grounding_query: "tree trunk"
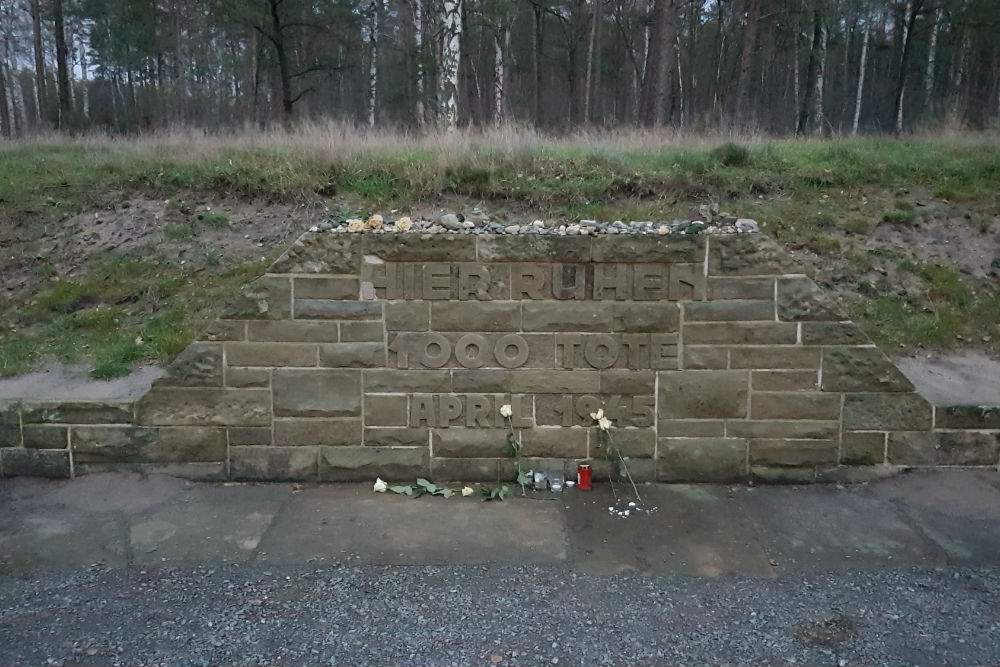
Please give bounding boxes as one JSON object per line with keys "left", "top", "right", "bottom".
{"left": 893, "top": 0, "right": 913, "bottom": 136}
{"left": 583, "top": 0, "right": 598, "bottom": 125}
{"left": 367, "top": 0, "right": 380, "bottom": 128}
{"left": 267, "top": 0, "right": 294, "bottom": 125}
{"left": 53, "top": 0, "right": 71, "bottom": 127}
{"left": 439, "top": 0, "right": 462, "bottom": 131}
{"left": 814, "top": 11, "right": 827, "bottom": 135}
{"left": 924, "top": 6, "right": 941, "bottom": 113}
{"left": 414, "top": 0, "right": 425, "bottom": 128}
{"left": 30, "top": 0, "right": 46, "bottom": 124}
{"left": 533, "top": 4, "right": 543, "bottom": 126}
{"left": 0, "top": 59, "right": 11, "bottom": 138}
{"left": 797, "top": 9, "right": 825, "bottom": 136}
{"left": 493, "top": 27, "right": 508, "bottom": 128}
{"left": 639, "top": 0, "right": 675, "bottom": 126}
{"left": 734, "top": 0, "right": 760, "bottom": 128}
{"left": 852, "top": 20, "right": 869, "bottom": 135}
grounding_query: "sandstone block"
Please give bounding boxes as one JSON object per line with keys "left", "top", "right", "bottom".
{"left": 750, "top": 392, "right": 840, "bottom": 420}
{"left": 750, "top": 466, "right": 817, "bottom": 484}
{"left": 683, "top": 346, "right": 728, "bottom": 369}
{"left": 363, "top": 369, "right": 452, "bottom": 393}
{"left": 156, "top": 343, "right": 223, "bottom": 387}
{"left": 274, "top": 418, "right": 362, "bottom": 447}
{"left": 247, "top": 321, "right": 339, "bottom": 343}
{"left": 935, "top": 431, "right": 1000, "bottom": 466}
{"left": 708, "top": 235, "right": 795, "bottom": 276}
{"left": 269, "top": 233, "right": 360, "bottom": 274}
{"left": 612, "top": 303, "right": 680, "bottom": 333}
{"left": 21, "top": 401, "right": 133, "bottom": 425}
{"left": 340, "top": 321, "right": 384, "bottom": 342}
{"left": 934, "top": 405, "right": 1000, "bottom": 430}
{"left": 137, "top": 388, "right": 271, "bottom": 426}
{"left": 431, "top": 302, "right": 520, "bottom": 331}
{"left": 477, "top": 235, "right": 591, "bottom": 262}
{"left": 669, "top": 263, "right": 707, "bottom": 301}
{"left": 225, "top": 367, "right": 270, "bottom": 389}
{"left": 430, "top": 457, "right": 516, "bottom": 482}
{"left": 600, "top": 370, "right": 654, "bottom": 394}
{"left": 364, "top": 427, "right": 429, "bottom": 447}
{"left": 596, "top": 427, "right": 654, "bottom": 458}
{"left": 384, "top": 302, "right": 430, "bottom": 331}
{"left": 751, "top": 370, "right": 819, "bottom": 391}
{"left": 821, "top": 347, "right": 914, "bottom": 392}
{"left": 519, "top": 427, "right": 588, "bottom": 458}
{"left": 273, "top": 369, "right": 361, "bottom": 417}
{"left": 522, "top": 302, "right": 613, "bottom": 332}
{"left": 587, "top": 458, "right": 656, "bottom": 483}
{"left": 726, "top": 420, "right": 838, "bottom": 440}
{"left": 452, "top": 369, "right": 510, "bottom": 392}
{"left": 777, "top": 277, "right": 841, "bottom": 321}
{"left": 800, "top": 322, "right": 866, "bottom": 345}
{"left": 71, "top": 426, "right": 226, "bottom": 463}
{"left": 22, "top": 425, "right": 68, "bottom": 449}
{"left": 749, "top": 439, "right": 838, "bottom": 466}
{"left": 228, "top": 427, "right": 272, "bottom": 446}
{"left": 708, "top": 277, "right": 775, "bottom": 301}
{"left": 841, "top": 432, "right": 886, "bottom": 465}
{"left": 657, "top": 420, "right": 726, "bottom": 437}
{"left": 294, "top": 277, "right": 359, "bottom": 300}
{"left": 1, "top": 448, "right": 70, "bottom": 478}
{"left": 509, "top": 370, "right": 598, "bottom": 394}
{"left": 319, "top": 445, "right": 429, "bottom": 482}
{"left": 683, "top": 322, "right": 797, "bottom": 345}
{"left": 843, "top": 393, "right": 932, "bottom": 430}
{"left": 657, "top": 438, "right": 747, "bottom": 482}
{"left": 295, "top": 300, "right": 382, "bottom": 320}
{"left": 731, "top": 346, "right": 820, "bottom": 370}
{"left": 364, "top": 394, "right": 409, "bottom": 427}
{"left": 657, "top": 370, "right": 749, "bottom": 419}
{"left": 364, "top": 234, "right": 477, "bottom": 261}
{"left": 319, "top": 343, "right": 385, "bottom": 368}
{"left": 202, "top": 320, "right": 245, "bottom": 342}
{"left": 226, "top": 342, "right": 317, "bottom": 367}
{"left": 684, "top": 300, "right": 775, "bottom": 322}
{"left": 591, "top": 235, "right": 703, "bottom": 263}
{"left": 221, "top": 276, "right": 291, "bottom": 320}
{"left": 432, "top": 428, "right": 512, "bottom": 458}
{"left": 887, "top": 431, "right": 938, "bottom": 465}
{"left": 229, "top": 446, "right": 318, "bottom": 481}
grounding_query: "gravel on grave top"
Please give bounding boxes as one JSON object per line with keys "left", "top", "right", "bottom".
{"left": 308, "top": 212, "right": 760, "bottom": 236}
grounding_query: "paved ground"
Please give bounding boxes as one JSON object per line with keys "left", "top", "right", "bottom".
{"left": 2, "top": 470, "right": 1000, "bottom": 665}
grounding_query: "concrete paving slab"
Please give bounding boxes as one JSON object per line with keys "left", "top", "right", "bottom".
{"left": 255, "top": 485, "right": 568, "bottom": 565}
{"left": 129, "top": 484, "right": 290, "bottom": 565}
{"left": 736, "top": 484, "right": 949, "bottom": 571}
{"left": 2, "top": 472, "right": 187, "bottom": 514}
{"left": 0, "top": 511, "right": 127, "bottom": 571}
{"left": 564, "top": 484, "right": 775, "bottom": 577}
{"left": 867, "top": 470, "right": 1000, "bottom": 563}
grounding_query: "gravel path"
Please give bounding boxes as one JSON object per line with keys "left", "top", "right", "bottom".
{"left": 2, "top": 563, "right": 998, "bottom": 667}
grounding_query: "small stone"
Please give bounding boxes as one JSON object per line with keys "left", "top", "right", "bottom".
{"left": 566, "top": 224, "right": 581, "bottom": 235}
{"left": 656, "top": 225, "right": 669, "bottom": 235}
{"left": 438, "top": 213, "right": 462, "bottom": 230}
{"left": 462, "top": 221, "right": 475, "bottom": 229}
{"left": 309, "top": 225, "right": 319, "bottom": 232}
{"left": 736, "top": 218, "right": 759, "bottom": 233}
{"left": 504, "top": 225, "right": 520, "bottom": 234}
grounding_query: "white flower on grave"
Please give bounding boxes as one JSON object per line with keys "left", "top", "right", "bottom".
{"left": 394, "top": 216, "right": 412, "bottom": 231}
{"left": 373, "top": 477, "right": 388, "bottom": 493}
{"left": 598, "top": 417, "right": 613, "bottom": 431}
{"left": 366, "top": 214, "right": 383, "bottom": 229}
{"left": 589, "top": 408, "right": 605, "bottom": 421}
{"left": 346, "top": 218, "right": 365, "bottom": 232}
{"left": 462, "top": 486, "right": 474, "bottom": 497}
{"left": 499, "top": 404, "right": 513, "bottom": 418}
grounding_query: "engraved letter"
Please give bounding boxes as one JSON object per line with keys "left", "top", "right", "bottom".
{"left": 621, "top": 334, "right": 650, "bottom": 369}
{"left": 594, "top": 264, "right": 631, "bottom": 300}
{"left": 459, "top": 265, "right": 492, "bottom": 300}
{"left": 467, "top": 394, "right": 491, "bottom": 427}
{"left": 633, "top": 264, "right": 668, "bottom": 300}
{"left": 422, "top": 263, "right": 452, "bottom": 299}
{"left": 494, "top": 334, "right": 529, "bottom": 369}
{"left": 584, "top": 334, "right": 620, "bottom": 369}
{"left": 417, "top": 332, "right": 452, "bottom": 368}
{"left": 410, "top": 395, "right": 437, "bottom": 427}
{"left": 552, "top": 264, "right": 586, "bottom": 300}
{"left": 512, "top": 264, "right": 547, "bottom": 299}
{"left": 555, "top": 333, "right": 584, "bottom": 369}
{"left": 650, "top": 333, "right": 679, "bottom": 369}
{"left": 455, "top": 333, "right": 489, "bottom": 369}
{"left": 440, "top": 395, "right": 463, "bottom": 427}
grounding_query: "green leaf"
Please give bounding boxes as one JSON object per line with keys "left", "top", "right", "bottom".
{"left": 416, "top": 478, "right": 438, "bottom": 493}
{"left": 389, "top": 485, "right": 412, "bottom": 495}
{"left": 439, "top": 488, "right": 454, "bottom": 498}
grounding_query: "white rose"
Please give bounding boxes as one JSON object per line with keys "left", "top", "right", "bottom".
{"left": 461, "top": 486, "right": 474, "bottom": 497}
{"left": 499, "top": 404, "right": 513, "bottom": 418}
{"left": 395, "top": 216, "right": 412, "bottom": 231}
{"left": 366, "top": 214, "right": 383, "bottom": 229}
{"left": 373, "top": 477, "right": 388, "bottom": 493}
{"left": 589, "top": 408, "right": 604, "bottom": 421}
{"left": 598, "top": 416, "right": 612, "bottom": 431}
{"left": 346, "top": 218, "right": 365, "bottom": 232}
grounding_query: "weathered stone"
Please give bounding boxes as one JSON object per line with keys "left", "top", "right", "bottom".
{"left": 816, "top": 464, "right": 903, "bottom": 484}
{"left": 657, "top": 438, "right": 747, "bottom": 482}
{"left": 363, "top": 234, "right": 477, "bottom": 262}
{"left": 247, "top": 321, "right": 339, "bottom": 343}
{"left": 726, "top": 420, "right": 838, "bottom": 440}
{"left": 319, "top": 446, "right": 429, "bottom": 482}
{"left": 22, "top": 425, "right": 68, "bottom": 449}
{"left": 0, "top": 421, "right": 20, "bottom": 448}
{"left": 21, "top": 401, "right": 133, "bottom": 425}
{"left": 612, "top": 303, "right": 680, "bottom": 333}
{"left": 600, "top": 370, "right": 654, "bottom": 394}
{"left": 657, "top": 420, "right": 726, "bottom": 437}
{"left": 319, "top": 343, "right": 385, "bottom": 368}
{"left": 596, "top": 427, "right": 654, "bottom": 458}
{"left": 750, "top": 466, "right": 817, "bottom": 484}
{"left": 841, "top": 432, "right": 886, "bottom": 465}
{"left": 269, "top": 233, "right": 360, "bottom": 274}
{"left": 520, "top": 427, "right": 588, "bottom": 458}
{"left": 432, "top": 428, "right": 512, "bottom": 458}
{"left": 683, "top": 322, "right": 797, "bottom": 345}
{"left": 363, "top": 369, "right": 452, "bottom": 393}
{"left": 800, "top": 322, "right": 867, "bottom": 345}
{"left": 272, "top": 369, "right": 361, "bottom": 417}
{"left": 431, "top": 302, "right": 520, "bottom": 331}
{"left": 749, "top": 439, "right": 838, "bottom": 466}
{"left": 657, "top": 370, "right": 749, "bottom": 419}
{"left": 777, "top": 277, "right": 841, "bottom": 321}
{"left": 509, "top": 370, "right": 599, "bottom": 394}
{"left": 592, "top": 235, "right": 704, "bottom": 263}
{"left": 229, "top": 446, "right": 318, "bottom": 481}
{"left": 887, "top": 431, "right": 938, "bottom": 465}
{"left": 821, "top": 347, "right": 914, "bottom": 392}
{"left": 1, "top": 448, "right": 70, "bottom": 478}
{"left": 75, "top": 461, "right": 227, "bottom": 481}
{"left": 225, "top": 367, "right": 270, "bottom": 388}
{"left": 364, "top": 394, "right": 408, "bottom": 426}
{"left": 294, "top": 277, "right": 359, "bottom": 300}
{"left": 430, "top": 457, "right": 517, "bottom": 482}
{"left": 452, "top": 370, "right": 510, "bottom": 392}
{"left": 708, "top": 234, "right": 796, "bottom": 276}
{"left": 750, "top": 392, "right": 840, "bottom": 420}
{"left": 340, "top": 321, "right": 384, "bottom": 342}
{"left": 228, "top": 427, "right": 272, "bottom": 446}
{"left": 477, "top": 235, "right": 591, "bottom": 262}
{"left": 364, "top": 427, "right": 429, "bottom": 447}
{"left": 221, "top": 276, "right": 291, "bottom": 320}
{"left": 295, "top": 300, "right": 382, "bottom": 320}
{"left": 202, "top": 320, "right": 245, "bottom": 342}
{"left": 842, "top": 393, "right": 932, "bottom": 430}
{"left": 683, "top": 346, "right": 728, "bottom": 369}
{"left": 935, "top": 431, "right": 1000, "bottom": 466}
{"left": 935, "top": 405, "right": 1000, "bottom": 430}
{"left": 137, "top": 388, "right": 271, "bottom": 426}
{"left": 522, "top": 302, "right": 613, "bottom": 332}
{"left": 731, "top": 347, "right": 820, "bottom": 370}
{"left": 684, "top": 300, "right": 775, "bottom": 322}
{"left": 71, "top": 426, "right": 226, "bottom": 463}
{"left": 226, "top": 342, "right": 318, "bottom": 367}
{"left": 752, "top": 370, "right": 819, "bottom": 391}
{"left": 273, "top": 418, "right": 362, "bottom": 446}
{"left": 708, "top": 277, "right": 775, "bottom": 300}
{"left": 669, "top": 264, "right": 707, "bottom": 301}
{"left": 156, "top": 343, "right": 223, "bottom": 387}
{"left": 384, "top": 302, "right": 430, "bottom": 331}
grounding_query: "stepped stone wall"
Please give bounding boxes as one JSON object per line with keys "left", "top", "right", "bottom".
{"left": 2, "top": 231, "right": 998, "bottom": 482}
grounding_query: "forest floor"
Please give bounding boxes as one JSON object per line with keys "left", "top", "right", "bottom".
{"left": 1, "top": 128, "right": 999, "bottom": 378}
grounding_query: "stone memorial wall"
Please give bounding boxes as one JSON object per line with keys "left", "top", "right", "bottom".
{"left": 2, "top": 230, "right": 998, "bottom": 482}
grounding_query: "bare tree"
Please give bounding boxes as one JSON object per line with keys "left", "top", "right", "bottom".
{"left": 893, "top": 0, "right": 915, "bottom": 135}
{"left": 30, "top": 0, "right": 45, "bottom": 122}
{"left": 439, "top": 0, "right": 463, "bottom": 130}
{"left": 53, "top": 0, "right": 71, "bottom": 126}
{"left": 638, "top": 0, "right": 675, "bottom": 126}
{"left": 852, "top": 10, "right": 869, "bottom": 135}
{"left": 797, "top": 6, "right": 827, "bottom": 136}
{"left": 735, "top": 0, "right": 760, "bottom": 128}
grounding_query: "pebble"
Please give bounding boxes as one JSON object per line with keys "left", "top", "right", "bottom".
{"left": 439, "top": 213, "right": 463, "bottom": 230}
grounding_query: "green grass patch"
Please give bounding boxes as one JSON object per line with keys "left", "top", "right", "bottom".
{"left": 0, "top": 338, "right": 41, "bottom": 377}
{"left": 197, "top": 211, "right": 229, "bottom": 227}
{"left": 163, "top": 222, "right": 196, "bottom": 239}
{"left": 882, "top": 210, "right": 918, "bottom": 224}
